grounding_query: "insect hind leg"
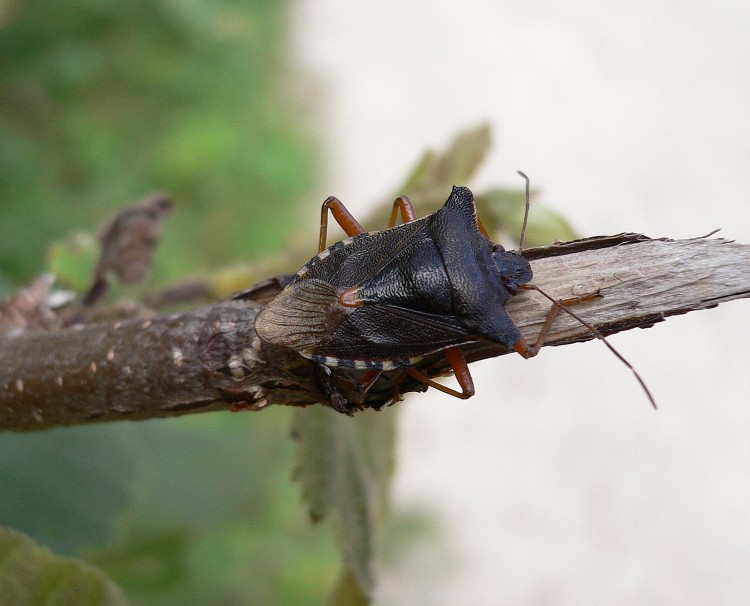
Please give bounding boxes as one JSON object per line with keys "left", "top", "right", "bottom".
{"left": 319, "top": 197, "right": 367, "bottom": 252}
{"left": 388, "top": 195, "right": 417, "bottom": 226}
{"left": 318, "top": 196, "right": 417, "bottom": 253}
{"left": 396, "top": 347, "right": 475, "bottom": 401}
{"left": 320, "top": 194, "right": 420, "bottom": 252}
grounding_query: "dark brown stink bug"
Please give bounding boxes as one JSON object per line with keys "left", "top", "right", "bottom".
{"left": 255, "top": 176, "right": 655, "bottom": 413}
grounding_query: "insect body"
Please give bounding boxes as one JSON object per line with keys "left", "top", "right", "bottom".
{"left": 257, "top": 185, "right": 541, "bottom": 410}
{"left": 255, "top": 182, "right": 655, "bottom": 413}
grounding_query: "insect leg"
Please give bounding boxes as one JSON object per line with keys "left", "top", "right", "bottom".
{"left": 320, "top": 194, "right": 418, "bottom": 252}
{"left": 513, "top": 287, "right": 657, "bottom": 409}
{"left": 313, "top": 362, "right": 352, "bottom": 414}
{"left": 476, "top": 218, "right": 492, "bottom": 239}
{"left": 319, "top": 196, "right": 366, "bottom": 252}
{"left": 388, "top": 195, "right": 417, "bottom": 226}
{"left": 389, "top": 193, "right": 491, "bottom": 238}
{"left": 314, "top": 363, "right": 385, "bottom": 413}
{"left": 511, "top": 292, "right": 600, "bottom": 358}
{"left": 400, "top": 346, "right": 475, "bottom": 400}
{"left": 356, "top": 368, "right": 383, "bottom": 393}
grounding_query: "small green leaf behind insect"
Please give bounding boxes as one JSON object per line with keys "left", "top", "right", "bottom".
{"left": 46, "top": 232, "right": 98, "bottom": 294}
{"left": 292, "top": 406, "right": 395, "bottom": 603}
{"left": 477, "top": 187, "right": 578, "bottom": 247}
{"left": 0, "top": 527, "right": 128, "bottom": 606}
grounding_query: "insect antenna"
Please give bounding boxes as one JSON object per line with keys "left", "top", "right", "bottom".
{"left": 521, "top": 283, "right": 658, "bottom": 410}
{"left": 514, "top": 170, "right": 656, "bottom": 409}
{"left": 516, "top": 170, "right": 532, "bottom": 252}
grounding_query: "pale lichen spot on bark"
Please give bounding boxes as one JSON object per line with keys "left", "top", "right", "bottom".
{"left": 141, "top": 320, "right": 152, "bottom": 329}
{"left": 56, "top": 375, "right": 63, "bottom": 387}
{"left": 15, "top": 378, "right": 23, "bottom": 392}
{"left": 172, "top": 347, "right": 184, "bottom": 367}
{"left": 228, "top": 355, "right": 246, "bottom": 380}
{"left": 107, "top": 348, "right": 115, "bottom": 361}
{"left": 242, "top": 345, "right": 263, "bottom": 366}
{"left": 90, "top": 361, "right": 97, "bottom": 373}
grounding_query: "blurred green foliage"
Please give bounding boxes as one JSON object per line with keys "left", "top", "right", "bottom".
{"left": 0, "top": 527, "right": 128, "bottom": 606}
{"left": 0, "top": 415, "right": 339, "bottom": 606}
{"left": 0, "top": 1, "right": 331, "bottom": 604}
{"left": 0, "top": 0, "right": 316, "bottom": 286}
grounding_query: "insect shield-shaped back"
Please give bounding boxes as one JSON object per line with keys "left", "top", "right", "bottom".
{"left": 254, "top": 186, "right": 533, "bottom": 407}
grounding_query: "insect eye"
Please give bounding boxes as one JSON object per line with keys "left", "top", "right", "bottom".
{"left": 492, "top": 244, "right": 506, "bottom": 253}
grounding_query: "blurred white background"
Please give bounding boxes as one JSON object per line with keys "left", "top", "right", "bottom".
{"left": 294, "top": 1, "right": 750, "bottom": 604}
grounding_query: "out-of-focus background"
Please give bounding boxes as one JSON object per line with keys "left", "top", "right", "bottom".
{"left": 294, "top": 2, "right": 750, "bottom": 604}
{"left": 1, "top": 0, "right": 749, "bottom": 604}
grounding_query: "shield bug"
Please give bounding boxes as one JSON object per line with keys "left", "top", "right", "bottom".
{"left": 255, "top": 174, "right": 655, "bottom": 413}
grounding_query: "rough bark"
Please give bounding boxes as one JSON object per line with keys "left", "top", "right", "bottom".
{"left": 1, "top": 234, "right": 749, "bottom": 431}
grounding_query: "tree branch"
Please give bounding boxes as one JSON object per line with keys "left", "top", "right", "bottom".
{"left": 2, "top": 234, "right": 748, "bottom": 431}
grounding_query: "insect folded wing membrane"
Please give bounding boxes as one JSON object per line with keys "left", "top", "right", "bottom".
{"left": 255, "top": 278, "right": 346, "bottom": 350}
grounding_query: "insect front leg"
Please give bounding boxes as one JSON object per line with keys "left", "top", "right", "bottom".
{"left": 512, "top": 292, "right": 601, "bottom": 358}
{"left": 513, "top": 286, "right": 657, "bottom": 408}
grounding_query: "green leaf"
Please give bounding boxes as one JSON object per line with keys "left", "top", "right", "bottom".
{"left": 477, "top": 187, "right": 578, "bottom": 247}
{"left": 0, "top": 526, "right": 128, "bottom": 606}
{"left": 45, "top": 231, "right": 97, "bottom": 293}
{"left": 82, "top": 412, "right": 338, "bottom": 606}
{"left": 327, "top": 567, "right": 370, "bottom": 606}
{"left": 292, "top": 406, "right": 396, "bottom": 602}
{"left": 367, "top": 123, "right": 493, "bottom": 230}
{"left": 369, "top": 125, "right": 578, "bottom": 251}
{"left": 401, "top": 123, "right": 491, "bottom": 196}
